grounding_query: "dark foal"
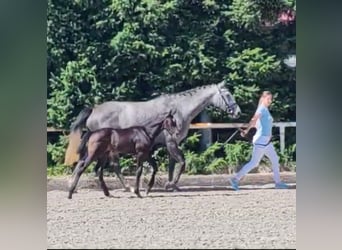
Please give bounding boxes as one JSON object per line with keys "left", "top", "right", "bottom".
{"left": 68, "top": 112, "right": 178, "bottom": 199}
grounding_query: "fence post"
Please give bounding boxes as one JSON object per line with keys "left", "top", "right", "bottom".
{"left": 199, "top": 111, "right": 212, "bottom": 151}
{"left": 279, "top": 125, "right": 286, "bottom": 154}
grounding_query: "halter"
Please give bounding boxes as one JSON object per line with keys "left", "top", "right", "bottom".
{"left": 218, "top": 88, "right": 238, "bottom": 115}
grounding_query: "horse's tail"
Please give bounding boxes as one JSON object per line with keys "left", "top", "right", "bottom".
{"left": 64, "top": 107, "right": 93, "bottom": 166}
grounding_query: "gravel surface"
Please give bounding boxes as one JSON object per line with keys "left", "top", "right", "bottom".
{"left": 47, "top": 187, "right": 296, "bottom": 249}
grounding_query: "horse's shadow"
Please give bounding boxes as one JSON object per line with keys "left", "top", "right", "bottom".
{"left": 106, "top": 184, "right": 296, "bottom": 199}
{"left": 105, "top": 186, "right": 239, "bottom": 199}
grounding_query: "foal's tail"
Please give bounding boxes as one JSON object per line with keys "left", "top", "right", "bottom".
{"left": 64, "top": 107, "right": 93, "bottom": 166}
{"left": 77, "top": 130, "right": 91, "bottom": 158}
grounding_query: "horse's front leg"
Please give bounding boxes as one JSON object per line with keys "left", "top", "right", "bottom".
{"left": 167, "top": 156, "right": 177, "bottom": 188}
{"left": 165, "top": 140, "right": 184, "bottom": 192}
{"left": 134, "top": 153, "right": 145, "bottom": 198}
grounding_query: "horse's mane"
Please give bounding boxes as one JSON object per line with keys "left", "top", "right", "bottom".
{"left": 153, "top": 84, "right": 217, "bottom": 100}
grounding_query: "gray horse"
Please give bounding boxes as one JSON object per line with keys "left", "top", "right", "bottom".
{"left": 64, "top": 81, "right": 241, "bottom": 190}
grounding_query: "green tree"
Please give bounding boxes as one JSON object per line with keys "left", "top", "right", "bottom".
{"left": 47, "top": 0, "right": 296, "bottom": 166}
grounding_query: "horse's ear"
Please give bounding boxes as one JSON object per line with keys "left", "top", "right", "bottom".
{"left": 217, "top": 81, "right": 225, "bottom": 88}
{"left": 169, "top": 108, "right": 177, "bottom": 116}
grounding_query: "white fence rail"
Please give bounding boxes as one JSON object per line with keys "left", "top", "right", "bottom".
{"left": 190, "top": 122, "right": 296, "bottom": 153}
{"left": 47, "top": 122, "right": 296, "bottom": 153}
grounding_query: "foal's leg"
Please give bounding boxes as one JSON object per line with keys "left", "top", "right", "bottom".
{"left": 93, "top": 159, "right": 110, "bottom": 177}
{"left": 165, "top": 140, "right": 185, "bottom": 191}
{"left": 97, "top": 157, "right": 110, "bottom": 197}
{"left": 68, "top": 160, "right": 84, "bottom": 196}
{"left": 68, "top": 156, "right": 93, "bottom": 199}
{"left": 93, "top": 161, "right": 101, "bottom": 177}
{"left": 112, "top": 156, "right": 130, "bottom": 192}
{"left": 146, "top": 157, "right": 158, "bottom": 195}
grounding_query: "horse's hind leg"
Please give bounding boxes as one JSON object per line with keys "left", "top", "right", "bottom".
{"left": 97, "top": 158, "right": 110, "bottom": 197}
{"left": 146, "top": 157, "right": 158, "bottom": 195}
{"left": 112, "top": 156, "right": 130, "bottom": 192}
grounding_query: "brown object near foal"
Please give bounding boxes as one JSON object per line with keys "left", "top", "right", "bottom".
{"left": 68, "top": 111, "right": 178, "bottom": 199}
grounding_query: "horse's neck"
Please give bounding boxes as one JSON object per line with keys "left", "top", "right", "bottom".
{"left": 170, "top": 87, "right": 216, "bottom": 121}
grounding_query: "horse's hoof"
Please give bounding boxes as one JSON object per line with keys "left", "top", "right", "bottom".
{"left": 172, "top": 185, "right": 181, "bottom": 192}
{"left": 165, "top": 182, "right": 180, "bottom": 191}
{"left": 105, "top": 193, "right": 114, "bottom": 198}
{"left": 134, "top": 191, "right": 143, "bottom": 198}
{"left": 129, "top": 187, "right": 135, "bottom": 193}
{"left": 164, "top": 182, "right": 172, "bottom": 190}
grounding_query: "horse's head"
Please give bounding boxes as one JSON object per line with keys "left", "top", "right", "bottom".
{"left": 210, "top": 81, "right": 241, "bottom": 119}
{"left": 162, "top": 109, "right": 180, "bottom": 137}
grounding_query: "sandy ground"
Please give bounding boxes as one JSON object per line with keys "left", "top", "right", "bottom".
{"left": 47, "top": 186, "right": 296, "bottom": 249}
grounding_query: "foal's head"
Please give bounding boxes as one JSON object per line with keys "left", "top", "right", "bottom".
{"left": 161, "top": 112, "right": 179, "bottom": 137}
{"left": 146, "top": 109, "right": 180, "bottom": 139}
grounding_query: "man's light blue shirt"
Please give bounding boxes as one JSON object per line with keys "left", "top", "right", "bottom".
{"left": 253, "top": 104, "right": 273, "bottom": 144}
